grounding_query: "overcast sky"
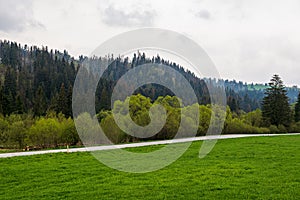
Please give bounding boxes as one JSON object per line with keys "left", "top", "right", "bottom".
{"left": 0, "top": 0, "right": 300, "bottom": 85}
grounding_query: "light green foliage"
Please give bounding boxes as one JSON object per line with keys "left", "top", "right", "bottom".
{"left": 100, "top": 94, "right": 299, "bottom": 143}
{"left": 198, "top": 105, "right": 211, "bottom": 135}
{"left": 60, "top": 117, "right": 78, "bottom": 146}
{"left": 0, "top": 117, "right": 9, "bottom": 146}
{"left": 224, "top": 108, "right": 269, "bottom": 134}
{"left": 28, "top": 117, "right": 62, "bottom": 148}
{"left": 101, "top": 114, "right": 127, "bottom": 143}
{"left": 0, "top": 115, "right": 34, "bottom": 148}
{"left": 0, "top": 113, "right": 79, "bottom": 149}
{"left": 8, "top": 121, "right": 27, "bottom": 149}
{"left": 225, "top": 118, "right": 269, "bottom": 134}
{"left": 243, "top": 109, "right": 263, "bottom": 127}
{"left": 128, "top": 94, "right": 152, "bottom": 126}
{"left": 181, "top": 104, "right": 198, "bottom": 137}
{"left": 75, "top": 112, "right": 103, "bottom": 145}
{"left": 0, "top": 94, "right": 299, "bottom": 150}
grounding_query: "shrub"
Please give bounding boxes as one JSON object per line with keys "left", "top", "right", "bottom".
{"left": 28, "top": 118, "right": 62, "bottom": 148}
{"left": 60, "top": 118, "right": 79, "bottom": 146}
{"left": 7, "top": 121, "right": 27, "bottom": 149}
{"left": 0, "top": 117, "right": 9, "bottom": 148}
{"left": 288, "top": 121, "right": 300, "bottom": 133}
{"left": 269, "top": 125, "right": 280, "bottom": 134}
{"left": 278, "top": 124, "right": 287, "bottom": 133}
{"left": 100, "top": 114, "right": 127, "bottom": 144}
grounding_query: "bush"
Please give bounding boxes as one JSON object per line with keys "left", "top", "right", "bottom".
{"left": 243, "top": 109, "right": 263, "bottom": 127}
{"left": 60, "top": 118, "right": 79, "bottom": 146}
{"left": 224, "top": 118, "right": 270, "bottom": 134}
{"left": 288, "top": 121, "right": 300, "bottom": 133}
{"left": 8, "top": 121, "right": 27, "bottom": 149}
{"left": 224, "top": 118, "right": 252, "bottom": 134}
{"left": 278, "top": 124, "right": 287, "bottom": 133}
{"left": 28, "top": 118, "right": 62, "bottom": 148}
{"left": 269, "top": 125, "right": 280, "bottom": 134}
{"left": 100, "top": 114, "right": 127, "bottom": 144}
{"left": 255, "top": 127, "right": 270, "bottom": 134}
{"left": 0, "top": 117, "right": 9, "bottom": 147}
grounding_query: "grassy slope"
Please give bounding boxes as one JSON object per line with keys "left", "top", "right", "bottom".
{"left": 0, "top": 135, "right": 299, "bottom": 200}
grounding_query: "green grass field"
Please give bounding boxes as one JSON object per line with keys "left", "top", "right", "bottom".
{"left": 0, "top": 149, "right": 21, "bottom": 154}
{"left": 0, "top": 135, "right": 299, "bottom": 199}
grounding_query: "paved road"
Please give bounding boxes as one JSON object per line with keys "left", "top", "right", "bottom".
{"left": 1, "top": 133, "right": 299, "bottom": 158}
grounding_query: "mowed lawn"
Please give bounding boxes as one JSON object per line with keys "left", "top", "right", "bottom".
{"left": 0, "top": 135, "right": 299, "bottom": 200}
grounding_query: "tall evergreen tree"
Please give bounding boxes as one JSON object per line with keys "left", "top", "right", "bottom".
{"left": 57, "top": 83, "right": 68, "bottom": 115}
{"left": 66, "top": 85, "right": 73, "bottom": 118}
{"left": 33, "top": 85, "right": 47, "bottom": 116}
{"left": 0, "top": 87, "right": 3, "bottom": 114}
{"left": 15, "top": 95, "right": 24, "bottom": 114}
{"left": 3, "top": 91, "right": 15, "bottom": 115}
{"left": 48, "top": 92, "right": 59, "bottom": 113}
{"left": 262, "top": 75, "right": 291, "bottom": 126}
{"left": 294, "top": 92, "right": 300, "bottom": 122}
{"left": 3, "top": 69, "right": 17, "bottom": 115}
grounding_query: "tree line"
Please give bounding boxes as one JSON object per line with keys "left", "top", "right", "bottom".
{"left": 0, "top": 40, "right": 76, "bottom": 117}
{"left": 2, "top": 84, "right": 300, "bottom": 149}
{"left": 0, "top": 40, "right": 300, "bottom": 150}
{"left": 0, "top": 112, "right": 78, "bottom": 150}
{"left": 2, "top": 40, "right": 294, "bottom": 117}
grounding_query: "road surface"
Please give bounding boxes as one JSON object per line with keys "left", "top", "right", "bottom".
{"left": 1, "top": 133, "right": 299, "bottom": 158}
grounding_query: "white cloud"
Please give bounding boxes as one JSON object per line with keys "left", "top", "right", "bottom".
{"left": 0, "top": 0, "right": 299, "bottom": 85}
{"left": 102, "top": 5, "right": 156, "bottom": 27}
{"left": 0, "top": 0, "right": 44, "bottom": 32}
{"left": 196, "top": 9, "right": 211, "bottom": 20}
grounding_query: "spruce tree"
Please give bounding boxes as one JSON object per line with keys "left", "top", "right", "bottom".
{"left": 33, "top": 85, "right": 47, "bottom": 116}
{"left": 15, "top": 95, "right": 24, "bottom": 114}
{"left": 57, "top": 83, "right": 68, "bottom": 115}
{"left": 66, "top": 85, "right": 73, "bottom": 118}
{"left": 0, "top": 87, "right": 3, "bottom": 114}
{"left": 3, "top": 69, "right": 17, "bottom": 115}
{"left": 262, "top": 75, "right": 291, "bottom": 127}
{"left": 295, "top": 92, "right": 300, "bottom": 122}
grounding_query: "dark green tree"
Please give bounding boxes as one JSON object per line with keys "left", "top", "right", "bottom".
{"left": 66, "top": 85, "right": 73, "bottom": 118}
{"left": 57, "top": 83, "right": 68, "bottom": 115}
{"left": 15, "top": 95, "right": 24, "bottom": 114}
{"left": 294, "top": 92, "right": 300, "bottom": 122}
{"left": 3, "top": 69, "right": 17, "bottom": 115}
{"left": 262, "top": 75, "right": 291, "bottom": 127}
{"left": 0, "top": 87, "right": 4, "bottom": 114}
{"left": 33, "top": 85, "right": 47, "bottom": 116}
{"left": 3, "top": 91, "right": 15, "bottom": 115}
{"left": 48, "top": 93, "right": 59, "bottom": 113}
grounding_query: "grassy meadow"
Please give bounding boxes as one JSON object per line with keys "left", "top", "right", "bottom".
{"left": 0, "top": 135, "right": 299, "bottom": 199}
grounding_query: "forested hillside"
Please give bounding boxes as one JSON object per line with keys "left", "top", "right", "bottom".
{"left": 0, "top": 40, "right": 76, "bottom": 117}
{"left": 223, "top": 79, "right": 299, "bottom": 112}
{"left": 1, "top": 40, "right": 300, "bottom": 149}
{"left": 0, "top": 40, "right": 299, "bottom": 116}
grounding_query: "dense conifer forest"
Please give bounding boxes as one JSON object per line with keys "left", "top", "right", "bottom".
{"left": 0, "top": 40, "right": 299, "bottom": 150}
{"left": 1, "top": 40, "right": 298, "bottom": 116}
